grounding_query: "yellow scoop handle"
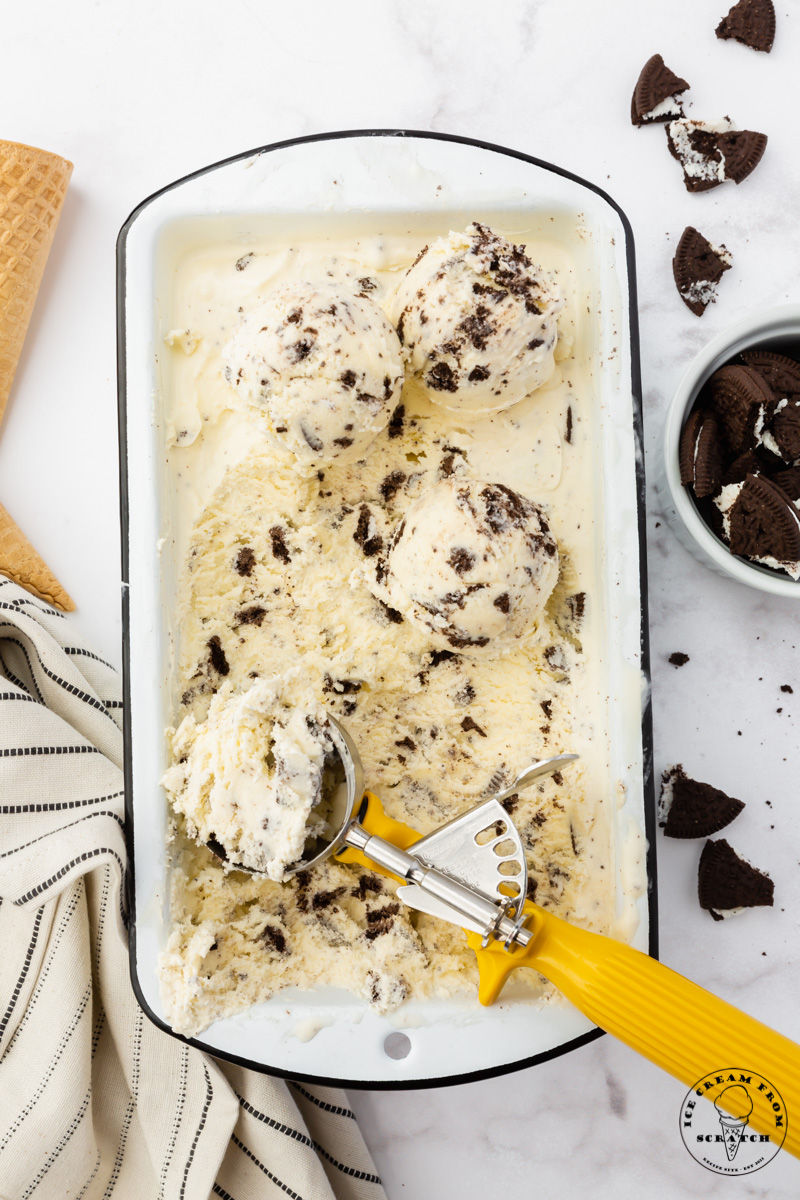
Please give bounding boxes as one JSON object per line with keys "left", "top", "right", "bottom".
{"left": 337, "top": 793, "right": 800, "bottom": 1154}
{"left": 469, "top": 905, "right": 799, "bottom": 1155}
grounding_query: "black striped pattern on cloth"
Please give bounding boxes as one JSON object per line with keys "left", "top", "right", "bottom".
{"left": 0, "top": 580, "right": 384, "bottom": 1200}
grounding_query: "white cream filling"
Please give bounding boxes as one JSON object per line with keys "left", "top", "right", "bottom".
{"left": 668, "top": 119, "right": 734, "bottom": 182}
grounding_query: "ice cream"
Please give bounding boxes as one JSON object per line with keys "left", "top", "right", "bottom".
{"left": 162, "top": 677, "right": 334, "bottom": 880}
{"left": 223, "top": 281, "right": 404, "bottom": 469}
{"left": 374, "top": 478, "right": 559, "bottom": 653}
{"left": 389, "top": 223, "right": 565, "bottom": 414}
{"left": 155, "top": 216, "right": 626, "bottom": 1037}
{"left": 715, "top": 1085, "right": 753, "bottom": 1161}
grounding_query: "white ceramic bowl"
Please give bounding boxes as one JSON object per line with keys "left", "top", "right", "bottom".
{"left": 660, "top": 304, "right": 800, "bottom": 597}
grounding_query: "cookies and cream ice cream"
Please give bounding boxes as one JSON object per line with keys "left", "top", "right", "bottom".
{"left": 223, "top": 281, "right": 404, "bottom": 469}
{"left": 374, "top": 478, "right": 559, "bottom": 652}
{"left": 162, "top": 677, "right": 333, "bottom": 880}
{"left": 156, "top": 215, "right": 629, "bottom": 1037}
{"left": 389, "top": 223, "right": 564, "bottom": 414}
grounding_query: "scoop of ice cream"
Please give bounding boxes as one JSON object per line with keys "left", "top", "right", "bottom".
{"left": 223, "top": 282, "right": 404, "bottom": 468}
{"left": 162, "top": 678, "right": 334, "bottom": 880}
{"left": 715, "top": 1085, "right": 753, "bottom": 1122}
{"left": 378, "top": 478, "right": 559, "bottom": 652}
{"left": 389, "top": 223, "right": 564, "bottom": 414}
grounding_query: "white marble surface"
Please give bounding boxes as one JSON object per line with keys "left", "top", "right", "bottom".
{"left": 2, "top": 0, "right": 800, "bottom": 1193}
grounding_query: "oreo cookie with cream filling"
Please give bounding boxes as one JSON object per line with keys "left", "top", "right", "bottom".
{"left": 698, "top": 838, "right": 774, "bottom": 920}
{"left": 709, "top": 363, "right": 775, "bottom": 454}
{"left": 660, "top": 765, "right": 744, "bottom": 838}
{"left": 715, "top": 472, "right": 800, "bottom": 578}
{"left": 716, "top": 0, "right": 776, "bottom": 53}
{"left": 679, "top": 409, "right": 723, "bottom": 497}
{"left": 631, "top": 54, "right": 690, "bottom": 126}
{"left": 673, "top": 227, "right": 732, "bottom": 316}
{"left": 666, "top": 119, "right": 767, "bottom": 192}
{"left": 767, "top": 399, "right": 800, "bottom": 461}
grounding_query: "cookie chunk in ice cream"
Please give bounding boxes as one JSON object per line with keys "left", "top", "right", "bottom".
{"left": 223, "top": 282, "right": 404, "bottom": 468}
{"left": 390, "top": 223, "right": 564, "bottom": 414}
{"left": 162, "top": 678, "right": 335, "bottom": 880}
{"left": 378, "top": 478, "right": 559, "bottom": 652}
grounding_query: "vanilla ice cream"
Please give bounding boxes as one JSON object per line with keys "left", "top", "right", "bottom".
{"left": 223, "top": 281, "right": 404, "bottom": 468}
{"left": 375, "top": 478, "right": 559, "bottom": 652}
{"left": 162, "top": 677, "right": 333, "bottom": 880}
{"left": 389, "top": 222, "right": 564, "bottom": 414}
{"left": 155, "top": 216, "right": 627, "bottom": 1037}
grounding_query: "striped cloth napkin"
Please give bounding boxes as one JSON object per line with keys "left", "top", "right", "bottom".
{"left": 0, "top": 578, "right": 385, "bottom": 1200}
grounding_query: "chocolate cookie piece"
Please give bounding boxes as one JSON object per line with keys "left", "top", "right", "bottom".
{"left": 770, "top": 465, "right": 800, "bottom": 502}
{"left": 716, "top": 0, "right": 776, "bottom": 52}
{"left": 718, "top": 129, "right": 769, "bottom": 184}
{"left": 709, "top": 364, "right": 774, "bottom": 453}
{"left": 769, "top": 399, "right": 800, "bottom": 461}
{"left": 666, "top": 120, "right": 767, "bottom": 192}
{"left": 717, "top": 472, "right": 800, "bottom": 577}
{"left": 679, "top": 410, "right": 703, "bottom": 486}
{"left": 721, "top": 448, "right": 762, "bottom": 486}
{"left": 698, "top": 838, "right": 774, "bottom": 920}
{"left": 679, "top": 409, "right": 723, "bottom": 497}
{"left": 673, "top": 227, "right": 732, "bottom": 316}
{"left": 739, "top": 349, "right": 800, "bottom": 398}
{"left": 659, "top": 765, "right": 744, "bottom": 838}
{"left": 631, "top": 54, "right": 690, "bottom": 126}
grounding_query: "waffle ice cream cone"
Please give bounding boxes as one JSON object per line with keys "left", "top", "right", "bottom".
{"left": 0, "top": 501, "right": 74, "bottom": 611}
{"left": 0, "top": 140, "right": 73, "bottom": 427}
{"left": 718, "top": 1114, "right": 748, "bottom": 1161}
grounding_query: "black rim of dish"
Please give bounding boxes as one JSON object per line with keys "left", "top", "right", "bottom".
{"left": 116, "top": 127, "right": 657, "bottom": 1091}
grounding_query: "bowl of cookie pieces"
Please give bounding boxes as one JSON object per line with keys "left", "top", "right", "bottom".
{"left": 661, "top": 305, "right": 800, "bottom": 596}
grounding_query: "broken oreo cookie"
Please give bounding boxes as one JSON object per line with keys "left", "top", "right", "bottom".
{"left": 716, "top": 0, "right": 775, "bottom": 53}
{"left": 716, "top": 472, "right": 800, "bottom": 578}
{"left": 673, "top": 227, "right": 732, "bottom": 317}
{"left": 739, "top": 349, "right": 800, "bottom": 399}
{"left": 709, "top": 364, "right": 775, "bottom": 454}
{"left": 679, "top": 408, "right": 723, "bottom": 498}
{"left": 660, "top": 765, "right": 744, "bottom": 838}
{"left": 631, "top": 54, "right": 690, "bottom": 126}
{"left": 768, "top": 399, "right": 800, "bottom": 461}
{"left": 698, "top": 838, "right": 774, "bottom": 920}
{"left": 666, "top": 119, "right": 768, "bottom": 193}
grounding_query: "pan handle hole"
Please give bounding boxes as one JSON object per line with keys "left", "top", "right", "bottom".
{"left": 384, "top": 1032, "right": 411, "bottom": 1060}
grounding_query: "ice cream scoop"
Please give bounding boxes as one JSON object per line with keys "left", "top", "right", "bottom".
{"left": 162, "top": 679, "right": 337, "bottom": 881}
{"left": 198, "top": 718, "right": 800, "bottom": 1161}
{"left": 389, "top": 223, "right": 564, "bottom": 414}
{"left": 376, "top": 478, "right": 559, "bottom": 652}
{"left": 223, "top": 281, "right": 404, "bottom": 468}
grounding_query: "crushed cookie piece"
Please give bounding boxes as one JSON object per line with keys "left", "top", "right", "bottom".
{"left": 234, "top": 546, "right": 256, "bottom": 576}
{"left": 207, "top": 636, "right": 229, "bottom": 676}
{"left": 269, "top": 526, "right": 291, "bottom": 563}
{"left": 235, "top": 606, "right": 266, "bottom": 627}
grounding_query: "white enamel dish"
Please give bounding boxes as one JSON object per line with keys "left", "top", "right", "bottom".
{"left": 117, "top": 130, "right": 657, "bottom": 1087}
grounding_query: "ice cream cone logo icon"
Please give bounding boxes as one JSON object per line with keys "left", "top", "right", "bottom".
{"left": 715, "top": 1086, "right": 753, "bottom": 1161}
{"left": 679, "top": 1069, "right": 786, "bottom": 1174}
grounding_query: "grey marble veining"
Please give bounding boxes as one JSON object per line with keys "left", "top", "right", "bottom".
{"left": 0, "top": 0, "right": 798, "bottom": 1193}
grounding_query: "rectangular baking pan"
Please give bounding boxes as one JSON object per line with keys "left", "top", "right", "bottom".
{"left": 117, "top": 130, "right": 656, "bottom": 1087}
